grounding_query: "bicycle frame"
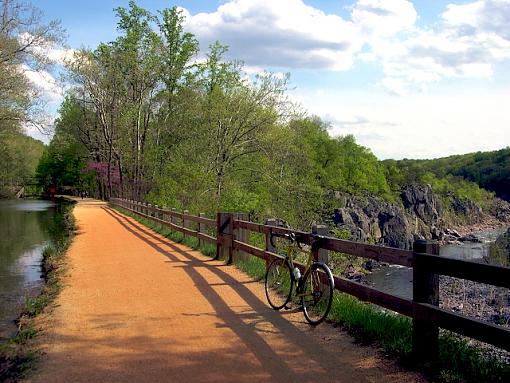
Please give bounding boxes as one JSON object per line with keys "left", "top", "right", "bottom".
{"left": 274, "top": 237, "right": 314, "bottom": 295}
{"left": 266, "top": 230, "right": 335, "bottom": 325}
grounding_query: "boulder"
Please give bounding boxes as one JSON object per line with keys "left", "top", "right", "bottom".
{"left": 400, "top": 184, "right": 442, "bottom": 225}
{"left": 489, "top": 198, "right": 510, "bottom": 221}
{"left": 450, "top": 196, "right": 484, "bottom": 223}
{"left": 458, "top": 234, "right": 482, "bottom": 243}
{"left": 332, "top": 194, "right": 414, "bottom": 249}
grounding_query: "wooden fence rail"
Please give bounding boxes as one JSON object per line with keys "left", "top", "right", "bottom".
{"left": 109, "top": 198, "right": 510, "bottom": 360}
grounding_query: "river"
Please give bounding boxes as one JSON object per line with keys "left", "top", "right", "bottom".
{"left": 365, "top": 227, "right": 508, "bottom": 299}
{"left": 0, "top": 199, "right": 66, "bottom": 340}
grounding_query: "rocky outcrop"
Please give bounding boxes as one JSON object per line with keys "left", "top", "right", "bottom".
{"left": 400, "top": 184, "right": 442, "bottom": 224}
{"left": 450, "top": 196, "right": 484, "bottom": 223}
{"left": 330, "top": 183, "right": 510, "bottom": 250}
{"left": 332, "top": 184, "right": 442, "bottom": 249}
{"left": 333, "top": 197, "right": 414, "bottom": 249}
{"left": 490, "top": 198, "right": 510, "bottom": 221}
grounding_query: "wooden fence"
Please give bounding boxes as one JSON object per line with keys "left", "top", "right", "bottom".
{"left": 109, "top": 198, "right": 510, "bottom": 360}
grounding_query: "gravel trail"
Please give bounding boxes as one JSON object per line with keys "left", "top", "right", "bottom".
{"left": 28, "top": 200, "right": 427, "bottom": 383}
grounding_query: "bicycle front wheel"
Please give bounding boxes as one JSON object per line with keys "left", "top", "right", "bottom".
{"left": 265, "top": 257, "right": 294, "bottom": 310}
{"left": 301, "top": 263, "right": 334, "bottom": 325}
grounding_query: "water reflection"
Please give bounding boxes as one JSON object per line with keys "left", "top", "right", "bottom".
{"left": 0, "top": 199, "right": 62, "bottom": 340}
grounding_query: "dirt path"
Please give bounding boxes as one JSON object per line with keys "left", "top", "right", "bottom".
{"left": 28, "top": 200, "right": 427, "bottom": 383}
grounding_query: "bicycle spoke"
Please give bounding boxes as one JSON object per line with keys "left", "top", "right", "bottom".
{"left": 265, "top": 258, "right": 293, "bottom": 310}
{"left": 301, "top": 264, "right": 334, "bottom": 325}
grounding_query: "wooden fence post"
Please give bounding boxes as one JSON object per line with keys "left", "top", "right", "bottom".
{"left": 183, "top": 210, "right": 189, "bottom": 238}
{"left": 265, "top": 218, "right": 277, "bottom": 267}
{"left": 171, "top": 208, "right": 177, "bottom": 226}
{"left": 312, "top": 224, "right": 329, "bottom": 264}
{"left": 216, "top": 212, "right": 233, "bottom": 264}
{"left": 413, "top": 239, "right": 440, "bottom": 362}
{"left": 198, "top": 213, "right": 205, "bottom": 247}
{"left": 233, "top": 213, "right": 249, "bottom": 263}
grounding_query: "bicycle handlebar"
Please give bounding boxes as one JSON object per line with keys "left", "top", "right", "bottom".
{"left": 269, "top": 231, "right": 326, "bottom": 250}
{"left": 270, "top": 231, "right": 298, "bottom": 249}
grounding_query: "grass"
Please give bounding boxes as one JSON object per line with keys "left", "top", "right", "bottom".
{"left": 236, "top": 255, "right": 266, "bottom": 280}
{"left": 113, "top": 206, "right": 216, "bottom": 258}
{"left": 111, "top": 203, "right": 510, "bottom": 383}
{"left": 0, "top": 199, "right": 76, "bottom": 381}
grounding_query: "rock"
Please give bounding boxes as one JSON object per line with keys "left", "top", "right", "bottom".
{"left": 332, "top": 193, "right": 415, "bottom": 249}
{"left": 331, "top": 184, "right": 446, "bottom": 249}
{"left": 450, "top": 196, "right": 484, "bottom": 223}
{"left": 378, "top": 209, "right": 414, "bottom": 249}
{"left": 362, "top": 259, "right": 375, "bottom": 271}
{"left": 459, "top": 234, "right": 482, "bottom": 243}
{"left": 445, "top": 228, "right": 461, "bottom": 237}
{"left": 401, "top": 184, "right": 442, "bottom": 225}
{"left": 489, "top": 198, "right": 510, "bottom": 221}
{"left": 431, "top": 225, "right": 444, "bottom": 240}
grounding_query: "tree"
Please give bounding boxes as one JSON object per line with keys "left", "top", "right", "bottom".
{"left": 198, "top": 42, "right": 290, "bottom": 202}
{"left": 0, "top": 0, "right": 63, "bottom": 195}
{"left": 0, "top": 0, "right": 64, "bottom": 133}
{"left": 36, "top": 97, "right": 96, "bottom": 195}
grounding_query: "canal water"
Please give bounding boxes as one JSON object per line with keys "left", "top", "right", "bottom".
{"left": 0, "top": 199, "right": 66, "bottom": 340}
{"left": 365, "top": 227, "right": 508, "bottom": 299}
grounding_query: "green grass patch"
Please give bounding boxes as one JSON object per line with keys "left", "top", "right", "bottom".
{"left": 112, "top": 206, "right": 217, "bottom": 259}
{"left": 236, "top": 255, "right": 266, "bottom": 280}
{"left": 329, "top": 293, "right": 412, "bottom": 354}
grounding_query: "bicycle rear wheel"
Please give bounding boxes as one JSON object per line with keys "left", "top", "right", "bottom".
{"left": 265, "top": 257, "right": 294, "bottom": 310}
{"left": 301, "top": 263, "right": 334, "bottom": 325}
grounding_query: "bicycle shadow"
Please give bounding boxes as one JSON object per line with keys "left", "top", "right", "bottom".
{"left": 101, "top": 207, "right": 417, "bottom": 383}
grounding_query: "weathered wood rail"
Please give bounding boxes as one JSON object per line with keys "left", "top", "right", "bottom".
{"left": 110, "top": 198, "right": 510, "bottom": 360}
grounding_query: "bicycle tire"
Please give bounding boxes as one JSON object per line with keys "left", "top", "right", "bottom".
{"left": 301, "top": 262, "right": 334, "bottom": 325}
{"left": 265, "top": 257, "right": 294, "bottom": 310}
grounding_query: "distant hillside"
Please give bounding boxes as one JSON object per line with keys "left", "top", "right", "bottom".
{"left": 384, "top": 147, "right": 510, "bottom": 202}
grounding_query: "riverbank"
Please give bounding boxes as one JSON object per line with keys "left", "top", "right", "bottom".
{"left": 0, "top": 198, "right": 75, "bottom": 381}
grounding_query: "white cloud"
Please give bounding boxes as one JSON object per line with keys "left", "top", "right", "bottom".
{"left": 180, "top": 0, "right": 510, "bottom": 95}
{"left": 17, "top": 35, "right": 70, "bottom": 137}
{"left": 372, "top": 0, "right": 510, "bottom": 93}
{"left": 351, "top": 0, "right": 417, "bottom": 36}
{"left": 182, "top": 0, "right": 362, "bottom": 70}
{"left": 18, "top": 32, "right": 76, "bottom": 65}
{"left": 22, "top": 65, "right": 62, "bottom": 102}
{"left": 292, "top": 86, "right": 510, "bottom": 159}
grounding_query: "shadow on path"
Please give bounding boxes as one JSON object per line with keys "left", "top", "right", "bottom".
{"left": 102, "top": 207, "right": 375, "bottom": 383}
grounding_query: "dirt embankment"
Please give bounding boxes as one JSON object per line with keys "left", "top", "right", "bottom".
{"left": 27, "top": 200, "right": 427, "bottom": 383}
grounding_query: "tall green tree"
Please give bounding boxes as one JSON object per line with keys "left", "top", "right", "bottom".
{"left": 0, "top": 0, "right": 64, "bottom": 195}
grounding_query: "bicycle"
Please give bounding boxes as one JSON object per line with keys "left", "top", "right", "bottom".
{"left": 264, "top": 231, "right": 335, "bottom": 325}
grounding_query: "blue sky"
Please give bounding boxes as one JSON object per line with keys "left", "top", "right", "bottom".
{"left": 28, "top": 0, "right": 510, "bottom": 159}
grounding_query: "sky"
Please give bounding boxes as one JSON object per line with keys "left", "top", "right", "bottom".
{"left": 27, "top": 0, "right": 510, "bottom": 160}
